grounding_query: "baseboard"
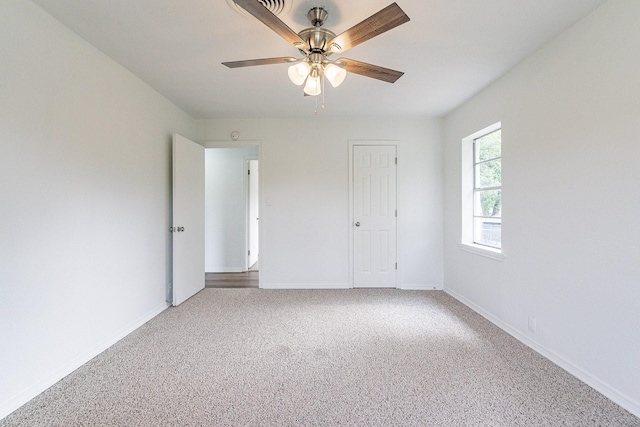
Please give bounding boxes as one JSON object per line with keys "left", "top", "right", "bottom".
{"left": 260, "top": 283, "right": 351, "bottom": 290}
{"left": 206, "top": 267, "right": 244, "bottom": 273}
{"left": 398, "top": 284, "right": 443, "bottom": 290}
{"left": 0, "top": 302, "right": 170, "bottom": 421}
{"left": 259, "top": 284, "right": 445, "bottom": 290}
{"left": 444, "top": 287, "right": 640, "bottom": 419}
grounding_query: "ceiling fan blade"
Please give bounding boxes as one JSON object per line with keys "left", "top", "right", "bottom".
{"left": 338, "top": 58, "right": 404, "bottom": 83}
{"left": 222, "top": 57, "right": 298, "bottom": 68}
{"left": 327, "top": 3, "right": 409, "bottom": 54}
{"left": 232, "top": 0, "right": 308, "bottom": 50}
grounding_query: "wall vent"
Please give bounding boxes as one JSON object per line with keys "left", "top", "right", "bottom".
{"left": 226, "top": 0, "right": 288, "bottom": 17}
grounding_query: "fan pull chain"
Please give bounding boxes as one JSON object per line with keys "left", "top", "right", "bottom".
{"left": 322, "top": 74, "right": 326, "bottom": 110}
{"left": 314, "top": 94, "right": 318, "bottom": 115}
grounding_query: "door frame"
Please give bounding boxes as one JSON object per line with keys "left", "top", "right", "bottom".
{"left": 244, "top": 156, "right": 259, "bottom": 270}
{"left": 348, "top": 140, "right": 399, "bottom": 288}
{"left": 202, "top": 140, "right": 263, "bottom": 288}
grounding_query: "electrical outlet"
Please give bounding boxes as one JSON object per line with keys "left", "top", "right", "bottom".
{"left": 528, "top": 316, "right": 537, "bottom": 332}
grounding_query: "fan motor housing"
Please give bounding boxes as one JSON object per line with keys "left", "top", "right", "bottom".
{"left": 298, "top": 27, "right": 336, "bottom": 54}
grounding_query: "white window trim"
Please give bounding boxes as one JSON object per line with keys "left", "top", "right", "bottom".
{"left": 458, "top": 242, "right": 505, "bottom": 261}
{"left": 461, "top": 122, "right": 503, "bottom": 260}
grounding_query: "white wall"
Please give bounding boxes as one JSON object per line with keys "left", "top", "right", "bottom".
{"left": 197, "top": 117, "right": 443, "bottom": 289}
{"left": 443, "top": 0, "right": 640, "bottom": 416}
{"left": 205, "top": 147, "right": 258, "bottom": 272}
{"left": 0, "top": 0, "right": 195, "bottom": 418}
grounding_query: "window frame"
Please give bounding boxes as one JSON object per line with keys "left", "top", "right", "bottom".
{"left": 472, "top": 129, "right": 502, "bottom": 249}
{"left": 460, "top": 122, "right": 504, "bottom": 261}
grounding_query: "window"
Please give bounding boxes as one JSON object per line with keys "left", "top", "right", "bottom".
{"left": 460, "top": 122, "right": 503, "bottom": 260}
{"left": 473, "top": 129, "right": 501, "bottom": 248}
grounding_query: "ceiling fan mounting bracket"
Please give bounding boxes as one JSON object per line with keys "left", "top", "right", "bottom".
{"left": 296, "top": 7, "right": 337, "bottom": 55}
{"left": 307, "top": 7, "right": 328, "bottom": 27}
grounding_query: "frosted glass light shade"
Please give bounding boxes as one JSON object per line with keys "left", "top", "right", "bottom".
{"left": 303, "top": 74, "right": 321, "bottom": 96}
{"left": 324, "top": 63, "right": 347, "bottom": 88}
{"left": 288, "top": 62, "right": 310, "bottom": 86}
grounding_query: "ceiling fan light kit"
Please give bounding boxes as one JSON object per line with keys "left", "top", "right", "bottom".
{"left": 323, "top": 63, "right": 347, "bottom": 88}
{"left": 223, "top": 0, "right": 410, "bottom": 112}
{"left": 287, "top": 61, "right": 310, "bottom": 86}
{"left": 303, "top": 67, "right": 322, "bottom": 96}
{"left": 287, "top": 53, "right": 347, "bottom": 96}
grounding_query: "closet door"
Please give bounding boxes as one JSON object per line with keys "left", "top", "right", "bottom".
{"left": 353, "top": 145, "right": 397, "bottom": 288}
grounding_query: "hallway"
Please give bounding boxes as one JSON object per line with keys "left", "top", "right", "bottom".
{"left": 205, "top": 272, "right": 258, "bottom": 288}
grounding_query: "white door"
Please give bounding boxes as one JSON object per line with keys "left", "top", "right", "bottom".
{"left": 353, "top": 145, "right": 397, "bottom": 288}
{"left": 247, "top": 160, "right": 259, "bottom": 268}
{"left": 172, "top": 134, "right": 205, "bottom": 305}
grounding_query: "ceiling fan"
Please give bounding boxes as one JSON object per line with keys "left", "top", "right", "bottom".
{"left": 222, "top": 0, "right": 410, "bottom": 102}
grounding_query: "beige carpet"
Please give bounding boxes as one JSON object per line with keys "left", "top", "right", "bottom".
{"left": 2, "top": 289, "right": 638, "bottom": 426}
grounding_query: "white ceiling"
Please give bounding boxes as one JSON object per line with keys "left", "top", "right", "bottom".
{"left": 30, "top": 0, "right": 607, "bottom": 119}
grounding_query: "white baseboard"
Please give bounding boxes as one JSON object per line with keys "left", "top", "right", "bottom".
{"left": 398, "top": 284, "right": 443, "bottom": 290}
{"left": 260, "top": 283, "right": 351, "bottom": 290}
{"left": 0, "top": 302, "right": 169, "bottom": 421}
{"left": 258, "top": 284, "right": 445, "bottom": 291}
{"left": 444, "top": 287, "right": 640, "bottom": 419}
{"left": 206, "top": 267, "right": 243, "bottom": 273}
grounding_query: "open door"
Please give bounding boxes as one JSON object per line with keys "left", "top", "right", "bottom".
{"left": 247, "top": 159, "right": 259, "bottom": 269}
{"left": 172, "top": 134, "right": 205, "bottom": 305}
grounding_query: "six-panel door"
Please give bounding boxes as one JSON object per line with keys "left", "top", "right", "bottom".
{"left": 353, "top": 145, "right": 397, "bottom": 288}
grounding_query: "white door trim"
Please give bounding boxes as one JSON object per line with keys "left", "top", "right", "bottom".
{"left": 348, "top": 140, "right": 399, "bottom": 288}
{"left": 244, "top": 156, "right": 259, "bottom": 270}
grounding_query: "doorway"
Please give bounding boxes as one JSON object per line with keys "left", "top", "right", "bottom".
{"left": 203, "top": 146, "right": 260, "bottom": 286}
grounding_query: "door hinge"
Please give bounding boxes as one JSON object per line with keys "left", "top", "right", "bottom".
{"left": 395, "top": 157, "right": 397, "bottom": 165}
{"left": 395, "top": 210, "right": 397, "bottom": 217}
{"left": 248, "top": 169, "right": 250, "bottom": 175}
{"left": 248, "top": 250, "right": 250, "bottom": 256}
{"left": 395, "top": 262, "right": 398, "bottom": 270}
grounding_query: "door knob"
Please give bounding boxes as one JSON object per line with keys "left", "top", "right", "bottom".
{"left": 355, "top": 222, "right": 360, "bottom": 227}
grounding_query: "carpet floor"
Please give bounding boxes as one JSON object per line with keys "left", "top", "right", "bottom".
{"left": 2, "top": 289, "right": 638, "bottom": 426}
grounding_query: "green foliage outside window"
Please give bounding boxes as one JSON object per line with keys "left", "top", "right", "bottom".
{"left": 475, "top": 130, "right": 501, "bottom": 217}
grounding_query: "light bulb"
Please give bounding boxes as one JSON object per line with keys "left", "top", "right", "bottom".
{"left": 303, "top": 73, "right": 321, "bottom": 96}
{"left": 324, "top": 63, "right": 347, "bottom": 88}
{"left": 288, "top": 62, "right": 310, "bottom": 86}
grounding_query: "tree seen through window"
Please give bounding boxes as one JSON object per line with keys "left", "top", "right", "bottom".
{"left": 473, "top": 129, "right": 501, "bottom": 248}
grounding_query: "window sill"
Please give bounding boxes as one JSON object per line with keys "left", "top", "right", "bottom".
{"left": 458, "top": 243, "right": 505, "bottom": 261}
